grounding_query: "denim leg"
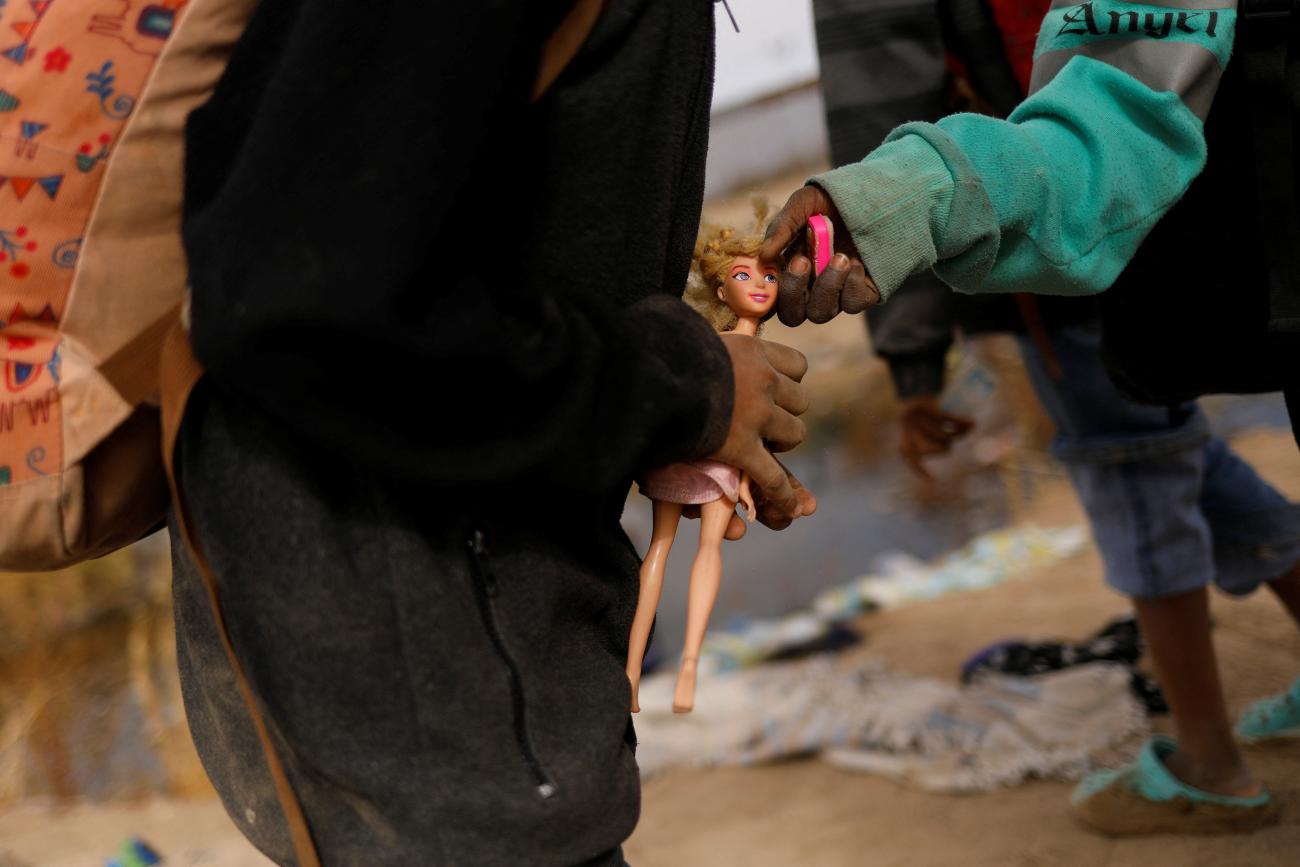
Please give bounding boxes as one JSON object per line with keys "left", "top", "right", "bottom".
{"left": 1016, "top": 324, "right": 1216, "bottom": 599}
{"left": 1198, "top": 436, "right": 1300, "bottom": 595}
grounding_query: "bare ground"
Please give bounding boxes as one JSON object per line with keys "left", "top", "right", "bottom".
{"left": 3, "top": 429, "right": 1298, "bottom": 866}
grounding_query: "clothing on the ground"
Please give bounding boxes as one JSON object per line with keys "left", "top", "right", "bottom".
{"left": 634, "top": 653, "right": 1148, "bottom": 792}
{"left": 961, "top": 615, "right": 1169, "bottom": 714}
{"left": 1016, "top": 324, "right": 1300, "bottom": 599}
{"left": 174, "top": 1, "right": 721, "bottom": 864}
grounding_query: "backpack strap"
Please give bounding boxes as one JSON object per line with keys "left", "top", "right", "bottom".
{"left": 158, "top": 312, "right": 323, "bottom": 867}
{"left": 98, "top": 308, "right": 179, "bottom": 407}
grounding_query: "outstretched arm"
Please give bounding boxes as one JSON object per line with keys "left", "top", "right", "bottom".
{"left": 766, "top": 0, "right": 1236, "bottom": 319}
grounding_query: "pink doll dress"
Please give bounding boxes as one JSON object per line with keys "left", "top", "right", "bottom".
{"left": 638, "top": 459, "right": 741, "bottom": 505}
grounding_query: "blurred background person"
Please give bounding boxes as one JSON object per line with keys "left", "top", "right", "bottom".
{"left": 812, "top": 0, "right": 1300, "bottom": 834}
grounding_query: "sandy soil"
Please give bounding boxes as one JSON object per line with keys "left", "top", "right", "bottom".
{"left": 625, "top": 428, "right": 1300, "bottom": 867}
{"left": 3, "top": 428, "right": 1298, "bottom": 866}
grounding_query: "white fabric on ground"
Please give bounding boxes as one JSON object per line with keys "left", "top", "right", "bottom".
{"left": 634, "top": 657, "right": 1147, "bottom": 792}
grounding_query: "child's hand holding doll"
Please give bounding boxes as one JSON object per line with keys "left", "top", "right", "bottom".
{"left": 627, "top": 203, "right": 817, "bottom": 714}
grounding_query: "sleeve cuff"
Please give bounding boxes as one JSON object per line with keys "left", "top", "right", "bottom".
{"left": 810, "top": 134, "right": 956, "bottom": 300}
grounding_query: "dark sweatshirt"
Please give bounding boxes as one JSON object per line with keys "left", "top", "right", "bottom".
{"left": 172, "top": 2, "right": 725, "bottom": 864}
{"left": 182, "top": 0, "right": 731, "bottom": 495}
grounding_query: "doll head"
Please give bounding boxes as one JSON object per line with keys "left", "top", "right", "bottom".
{"left": 686, "top": 200, "right": 777, "bottom": 332}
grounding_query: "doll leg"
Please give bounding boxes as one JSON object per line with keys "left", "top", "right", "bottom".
{"left": 673, "top": 497, "right": 733, "bottom": 714}
{"left": 627, "top": 499, "right": 682, "bottom": 712}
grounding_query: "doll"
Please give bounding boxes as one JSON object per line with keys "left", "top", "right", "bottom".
{"left": 626, "top": 211, "right": 781, "bottom": 714}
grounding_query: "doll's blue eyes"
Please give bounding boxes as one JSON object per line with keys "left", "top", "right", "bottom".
{"left": 734, "top": 272, "right": 750, "bottom": 281}
{"left": 764, "top": 274, "right": 777, "bottom": 284}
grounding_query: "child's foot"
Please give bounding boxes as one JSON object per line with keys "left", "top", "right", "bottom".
{"left": 1237, "top": 676, "right": 1300, "bottom": 743}
{"left": 672, "top": 658, "right": 698, "bottom": 714}
{"left": 1072, "top": 736, "right": 1278, "bottom": 836}
{"left": 1162, "top": 747, "right": 1262, "bottom": 799}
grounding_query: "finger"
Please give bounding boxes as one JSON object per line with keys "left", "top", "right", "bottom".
{"left": 776, "top": 256, "right": 812, "bottom": 327}
{"left": 913, "top": 431, "right": 955, "bottom": 455}
{"left": 909, "top": 415, "right": 962, "bottom": 443}
{"left": 784, "top": 466, "right": 817, "bottom": 518}
{"left": 807, "top": 254, "right": 850, "bottom": 324}
{"left": 746, "top": 450, "right": 798, "bottom": 518}
{"left": 757, "top": 509, "right": 793, "bottom": 532}
{"left": 901, "top": 444, "right": 935, "bottom": 481}
{"left": 755, "top": 463, "right": 816, "bottom": 527}
{"left": 761, "top": 186, "right": 829, "bottom": 263}
{"left": 796, "top": 485, "right": 818, "bottom": 517}
{"left": 773, "top": 375, "right": 810, "bottom": 416}
{"left": 905, "top": 406, "right": 966, "bottom": 434}
{"left": 840, "top": 262, "right": 878, "bottom": 314}
{"left": 762, "top": 407, "right": 807, "bottom": 453}
{"left": 724, "top": 512, "right": 747, "bottom": 541}
{"left": 900, "top": 426, "right": 949, "bottom": 455}
{"left": 942, "top": 415, "right": 976, "bottom": 436}
{"left": 761, "top": 341, "right": 809, "bottom": 382}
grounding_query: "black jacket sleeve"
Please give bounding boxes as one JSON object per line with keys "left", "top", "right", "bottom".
{"left": 181, "top": 0, "right": 731, "bottom": 494}
{"left": 866, "top": 272, "right": 956, "bottom": 399}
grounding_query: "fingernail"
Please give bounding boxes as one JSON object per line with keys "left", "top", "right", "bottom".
{"left": 790, "top": 256, "right": 810, "bottom": 276}
{"left": 832, "top": 253, "right": 849, "bottom": 269}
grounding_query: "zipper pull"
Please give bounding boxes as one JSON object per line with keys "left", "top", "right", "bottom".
{"left": 467, "top": 529, "right": 499, "bottom": 596}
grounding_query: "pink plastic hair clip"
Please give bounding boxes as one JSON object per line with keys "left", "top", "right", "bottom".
{"left": 807, "top": 214, "right": 833, "bottom": 276}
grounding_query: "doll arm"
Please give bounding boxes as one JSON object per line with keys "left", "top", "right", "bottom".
{"left": 737, "top": 472, "right": 755, "bottom": 523}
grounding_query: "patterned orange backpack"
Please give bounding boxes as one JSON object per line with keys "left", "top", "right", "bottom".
{"left": 0, "top": 0, "right": 255, "bottom": 571}
{"left": 0, "top": 2, "right": 332, "bottom": 864}
{"left": 0, "top": 2, "right": 607, "bottom": 864}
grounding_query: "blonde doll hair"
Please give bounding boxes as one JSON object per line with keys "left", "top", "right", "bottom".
{"left": 685, "top": 199, "right": 770, "bottom": 332}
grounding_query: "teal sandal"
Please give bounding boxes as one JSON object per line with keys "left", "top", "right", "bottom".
{"left": 1071, "top": 736, "right": 1279, "bottom": 836}
{"left": 1236, "top": 676, "right": 1300, "bottom": 743}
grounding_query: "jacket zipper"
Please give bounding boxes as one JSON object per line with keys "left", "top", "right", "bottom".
{"left": 465, "top": 529, "right": 559, "bottom": 800}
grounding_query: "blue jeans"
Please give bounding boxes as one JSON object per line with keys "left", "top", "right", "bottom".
{"left": 1015, "top": 324, "right": 1300, "bottom": 599}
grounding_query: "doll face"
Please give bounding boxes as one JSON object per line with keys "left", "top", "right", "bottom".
{"left": 717, "top": 255, "right": 778, "bottom": 319}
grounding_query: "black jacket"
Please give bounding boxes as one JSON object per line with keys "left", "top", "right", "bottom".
{"left": 183, "top": 0, "right": 730, "bottom": 495}
{"left": 174, "top": 2, "right": 723, "bottom": 864}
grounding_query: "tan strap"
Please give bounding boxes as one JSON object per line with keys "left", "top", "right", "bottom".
{"left": 99, "top": 304, "right": 182, "bottom": 406}
{"left": 159, "top": 317, "right": 323, "bottom": 867}
{"left": 533, "top": 0, "right": 605, "bottom": 101}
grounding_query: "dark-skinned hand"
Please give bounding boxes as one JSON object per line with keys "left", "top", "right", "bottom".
{"left": 704, "top": 332, "right": 814, "bottom": 532}
{"left": 760, "top": 185, "right": 879, "bottom": 326}
{"left": 898, "top": 395, "right": 975, "bottom": 481}
{"left": 683, "top": 457, "right": 818, "bottom": 540}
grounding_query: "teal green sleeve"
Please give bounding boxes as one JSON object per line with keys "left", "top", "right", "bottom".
{"left": 810, "top": 0, "right": 1234, "bottom": 299}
